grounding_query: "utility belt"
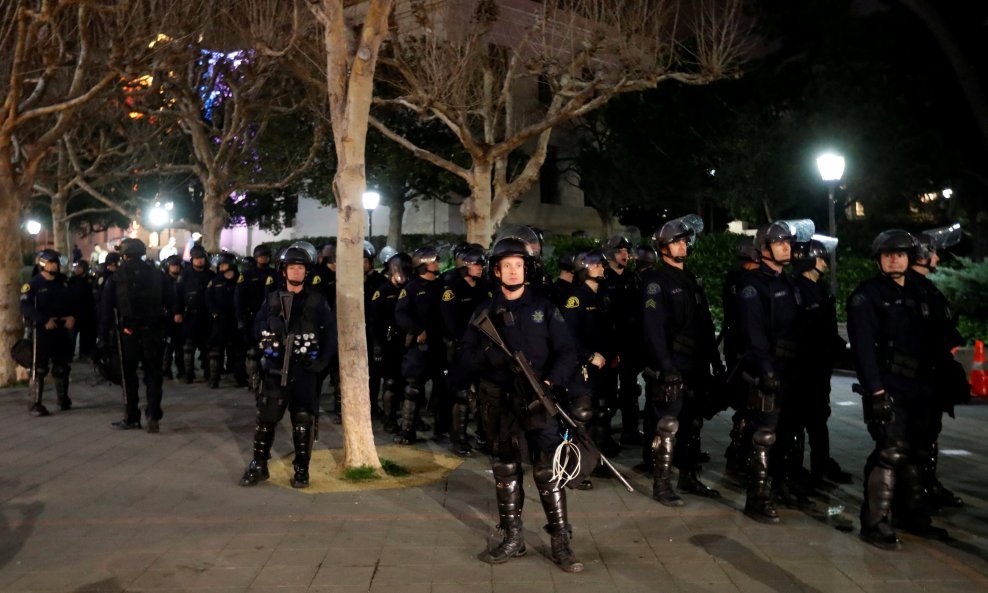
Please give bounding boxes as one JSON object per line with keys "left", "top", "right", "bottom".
{"left": 259, "top": 331, "right": 320, "bottom": 362}
{"left": 881, "top": 351, "right": 932, "bottom": 380}
{"left": 643, "top": 367, "right": 688, "bottom": 403}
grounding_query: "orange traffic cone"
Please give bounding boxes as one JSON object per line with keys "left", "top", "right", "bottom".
{"left": 971, "top": 340, "right": 988, "bottom": 398}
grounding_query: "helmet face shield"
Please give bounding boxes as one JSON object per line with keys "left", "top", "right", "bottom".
{"left": 385, "top": 253, "right": 413, "bottom": 285}
{"left": 916, "top": 222, "right": 962, "bottom": 260}
{"left": 493, "top": 224, "right": 542, "bottom": 259}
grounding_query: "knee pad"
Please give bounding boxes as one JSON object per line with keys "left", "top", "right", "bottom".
{"left": 656, "top": 415, "right": 679, "bottom": 436}
{"left": 257, "top": 390, "right": 284, "bottom": 424}
{"left": 878, "top": 444, "right": 904, "bottom": 469}
{"left": 404, "top": 381, "right": 422, "bottom": 402}
{"left": 291, "top": 410, "right": 315, "bottom": 429}
{"left": 492, "top": 459, "right": 522, "bottom": 483}
{"left": 570, "top": 395, "right": 593, "bottom": 425}
{"left": 752, "top": 429, "right": 776, "bottom": 448}
{"left": 183, "top": 344, "right": 195, "bottom": 355}
{"left": 50, "top": 363, "right": 70, "bottom": 379}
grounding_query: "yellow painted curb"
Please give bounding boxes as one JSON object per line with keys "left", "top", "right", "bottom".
{"left": 268, "top": 445, "right": 465, "bottom": 493}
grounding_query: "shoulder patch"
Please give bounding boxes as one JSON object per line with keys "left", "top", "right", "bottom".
{"left": 312, "top": 275, "right": 322, "bottom": 285}
{"left": 207, "top": 280, "right": 213, "bottom": 288}
{"left": 20, "top": 283, "right": 30, "bottom": 294}
{"left": 265, "top": 275, "right": 274, "bottom": 286}
{"left": 442, "top": 289, "right": 455, "bottom": 302}
{"left": 565, "top": 296, "right": 580, "bottom": 309}
{"left": 398, "top": 288, "right": 407, "bottom": 300}
{"left": 237, "top": 274, "right": 245, "bottom": 284}
{"left": 372, "top": 290, "right": 381, "bottom": 301}
{"left": 646, "top": 282, "right": 660, "bottom": 295}
{"left": 645, "top": 298, "right": 657, "bottom": 310}
{"left": 740, "top": 285, "right": 758, "bottom": 299}
{"left": 850, "top": 293, "right": 867, "bottom": 308}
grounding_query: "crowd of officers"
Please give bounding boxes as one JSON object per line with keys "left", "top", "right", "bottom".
{"left": 17, "top": 217, "right": 969, "bottom": 571}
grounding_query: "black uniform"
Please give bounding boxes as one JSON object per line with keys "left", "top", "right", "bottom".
{"left": 206, "top": 270, "right": 247, "bottom": 387}
{"left": 599, "top": 266, "right": 643, "bottom": 442}
{"left": 365, "top": 268, "right": 388, "bottom": 415}
{"left": 722, "top": 266, "right": 757, "bottom": 472}
{"left": 369, "top": 280, "right": 406, "bottom": 432}
{"left": 234, "top": 264, "right": 277, "bottom": 340}
{"left": 457, "top": 287, "right": 581, "bottom": 568}
{"left": 549, "top": 277, "right": 574, "bottom": 311}
{"left": 175, "top": 266, "right": 215, "bottom": 382}
{"left": 907, "top": 269, "right": 967, "bottom": 508}
{"left": 640, "top": 264, "right": 721, "bottom": 503}
{"left": 394, "top": 273, "right": 447, "bottom": 442}
{"left": 241, "top": 287, "right": 336, "bottom": 488}
{"left": 100, "top": 259, "right": 174, "bottom": 428}
{"left": 790, "top": 272, "right": 846, "bottom": 483}
{"left": 561, "top": 282, "right": 614, "bottom": 453}
{"left": 848, "top": 272, "right": 945, "bottom": 541}
{"left": 67, "top": 270, "right": 97, "bottom": 360}
{"left": 162, "top": 269, "right": 185, "bottom": 378}
{"left": 20, "top": 273, "right": 75, "bottom": 413}
{"left": 308, "top": 266, "right": 339, "bottom": 416}
{"left": 736, "top": 263, "right": 803, "bottom": 521}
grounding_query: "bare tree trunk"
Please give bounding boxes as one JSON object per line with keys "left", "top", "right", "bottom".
{"left": 387, "top": 197, "right": 404, "bottom": 251}
{"left": 462, "top": 166, "right": 493, "bottom": 246}
{"left": 0, "top": 201, "right": 26, "bottom": 387}
{"left": 51, "top": 192, "right": 70, "bottom": 257}
{"left": 201, "top": 181, "right": 227, "bottom": 253}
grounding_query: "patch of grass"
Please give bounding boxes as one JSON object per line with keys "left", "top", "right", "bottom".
{"left": 380, "top": 457, "right": 410, "bottom": 477}
{"left": 342, "top": 465, "right": 381, "bottom": 481}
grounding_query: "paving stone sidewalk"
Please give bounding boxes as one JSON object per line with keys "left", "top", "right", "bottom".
{"left": 1, "top": 364, "right": 987, "bottom": 593}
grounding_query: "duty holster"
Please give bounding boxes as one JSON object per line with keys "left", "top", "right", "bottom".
{"left": 742, "top": 372, "right": 776, "bottom": 413}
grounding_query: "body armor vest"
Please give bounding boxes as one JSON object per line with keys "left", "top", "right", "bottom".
{"left": 116, "top": 261, "right": 163, "bottom": 325}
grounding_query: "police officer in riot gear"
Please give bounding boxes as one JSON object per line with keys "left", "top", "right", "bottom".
{"left": 736, "top": 220, "right": 808, "bottom": 523}
{"left": 600, "top": 235, "right": 644, "bottom": 445}
{"left": 100, "top": 238, "right": 174, "bottom": 432}
{"left": 549, "top": 251, "right": 577, "bottom": 310}
{"left": 207, "top": 251, "right": 247, "bottom": 388}
{"left": 563, "top": 249, "right": 617, "bottom": 457}
{"left": 21, "top": 249, "right": 75, "bottom": 416}
{"left": 310, "top": 243, "right": 340, "bottom": 421}
{"left": 908, "top": 224, "right": 966, "bottom": 510}
{"left": 175, "top": 245, "right": 214, "bottom": 383}
{"left": 363, "top": 242, "right": 388, "bottom": 417}
{"left": 441, "top": 244, "right": 490, "bottom": 456}
{"left": 723, "top": 236, "right": 761, "bottom": 475}
{"left": 394, "top": 246, "right": 448, "bottom": 444}
{"left": 635, "top": 245, "right": 658, "bottom": 275}
{"left": 67, "top": 260, "right": 97, "bottom": 361}
{"left": 848, "top": 229, "right": 951, "bottom": 549}
{"left": 240, "top": 242, "right": 336, "bottom": 489}
{"left": 458, "top": 237, "right": 584, "bottom": 573}
{"left": 370, "top": 253, "right": 413, "bottom": 433}
{"left": 641, "top": 216, "right": 721, "bottom": 505}
{"left": 236, "top": 244, "right": 277, "bottom": 389}
{"left": 161, "top": 255, "right": 185, "bottom": 379}
{"left": 789, "top": 237, "right": 852, "bottom": 488}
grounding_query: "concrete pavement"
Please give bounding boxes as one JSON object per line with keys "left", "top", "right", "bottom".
{"left": 1, "top": 364, "right": 987, "bottom": 592}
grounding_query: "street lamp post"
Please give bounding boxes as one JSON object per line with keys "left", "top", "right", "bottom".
{"left": 816, "top": 153, "right": 845, "bottom": 295}
{"left": 362, "top": 191, "right": 380, "bottom": 242}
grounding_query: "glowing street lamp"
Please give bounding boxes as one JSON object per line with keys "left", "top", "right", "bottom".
{"left": 816, "top": 152, "right": 845, "bottom": 295}
{"left": 26, "top": 220, "right": 42, "bottom": 235}
{"left": 362, "top": 191, "right": 380, "bottom": 241}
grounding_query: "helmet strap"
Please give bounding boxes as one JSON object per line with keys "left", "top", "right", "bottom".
{"left": 501, "top": 281, "right": 524, "bottom": 293}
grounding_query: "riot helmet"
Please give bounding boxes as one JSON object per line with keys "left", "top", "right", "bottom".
{"left": 735, "top": 235, "right": 759, "bottom": 264}
{"left": 603, "top": 235, "right": 633, "bottom": 267}
{"left": 215, "top": 250, "right": 238, "bottom": 273}
{"left": 280, "top": 241, "right": 317, "bottom": 268}
{"left": 37, "top": 248, "right": 61, "bottom": 265}
{"left": 557, "top": 251, "right": 577, "bottom": 273}
{"left": 71, "top": 260, "right": 90, "bottom": 276}
{"left": 252, "top": 244, "right": 272, "bottom": 264}
{"left": 104, "top": 252, "right": 121, "bottom": 267}
{"left": 318, "top": 243, "right": 336, "bottom": 266}
{"left": 574, "top": 249, "right": 607, "bottom": 284}
{"left": 654, "top": 214, "right": 703, "bottom": 263}
{"left": 458, "top": 244, "right": 487, "bottom": 279}
{"left": 493, "top": 224, "right": 542, "bottom": 259}
{"left": 378, "top": 246, "right": 397, "bottom": 266}
{"left": 411, "top": 246, "right": 440, "bottom": 276}
{"left": 119, "top": 237, "right": 147, "bottom": 258}
{"left": 755, "top": 219, "right": 813, "bottom": 266}
{"left": 363, "top": 240, "right": 376, "bottom": 261}
{"left": 385, "top": 252, "right": 414, "bottom": 286}
{"left": 635, "top": 245, "right": 658, "bottom": 271}
{"left": 914, "top": 223, "right": 961, "bottom": 267}
{"left": 489, "top": 237, "right": 532, "bottom": 291}
{"left": 871, "top": 229, "right": 917, "bottom": 279}
{"left": 792, "top": 234, "right": 837, "bottom": 274}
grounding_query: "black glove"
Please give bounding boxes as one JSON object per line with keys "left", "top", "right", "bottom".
{"left": 760, "top": 373, "right": 781, "bottom": 395}
{"left": 865, "top": 391, "right": 894, "bottom": 424}
{"left": 372, "top": 345, "right": 383, "bottom": 364}
{"left": 711, "top": 361, "right": 727, "bottom": 382}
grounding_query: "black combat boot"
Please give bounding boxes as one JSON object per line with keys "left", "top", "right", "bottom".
{"left": 725, "top": 417, "right": 747, "bottom": 476}
{"left": 540, "top": 488, "right": 584, "bottom": 573}
{"left": 894, "top": 463, "right": 948, "bottom": 540}
{"left": 651, "top": 417, "right": 683, "bottom": 507}
{"left": 860, "top": 464, "right": 901, "bottom": 550}
{"left": 485, "top": 462, "right": 526, "bottom": 564}
{"left": 290, "top": 413, "right": 315, "bottom": 488}
{"left": 208, "top": 352, "right": 222, "bottom": 389}
{"left": 183, "top": 350, "right": 195, "bottom": 384}
{"left": 394, "top": 383, "right": 420, "bottom": 445}
{"left": 380, "top": 380, "right": 398, "bottom": 433}
{"left": 922, "top": 443, "right": 963, "bottom": 509}
{"left": 53, "top": 370, "right": 71, "bottom": 411}
{"left": 240, "top": 422, "right": 275, "bottom": 487}
{"left": 744, "top": 429, "right": 780, "bottom": 524}
{"left": 450, "top": 397, "right": 473, "bottom": 457}
{"left": 678, "top": 468, "right": 720, "bottom": 498}
{"left": 28, "top": 371, "right": 51, "bottom": 417}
